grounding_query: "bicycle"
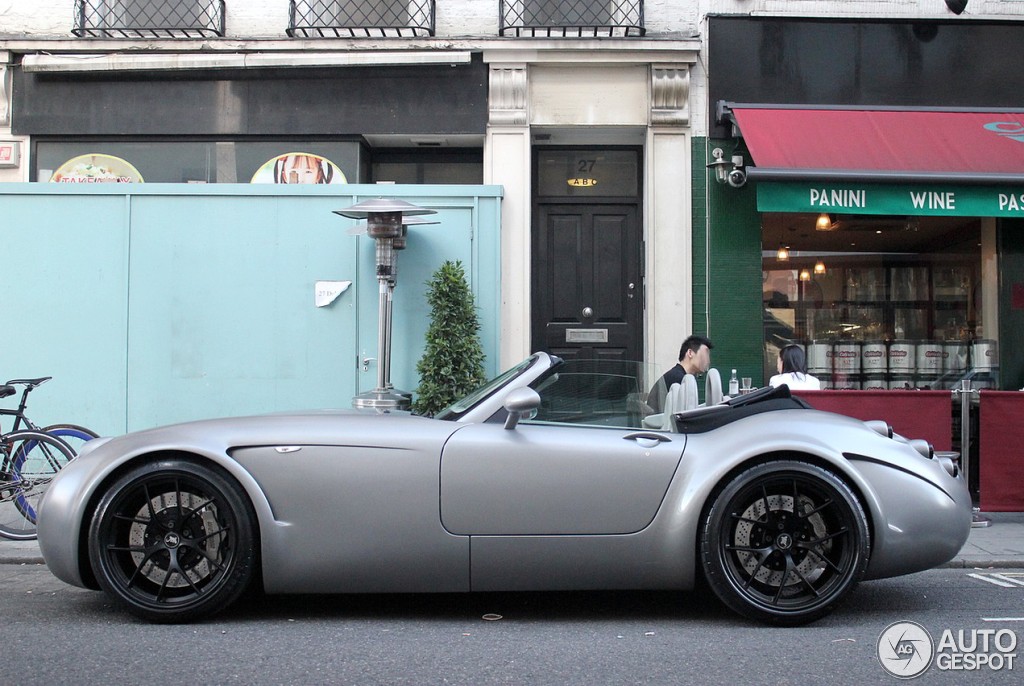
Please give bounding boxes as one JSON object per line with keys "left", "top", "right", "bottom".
{"left": 0, "top": 429, "right": 76, "bottom": 540}
{"left": 0, "top": 377, "right": 98, "bottom": 455}
{"left": 0, "top": 376, "right": 98, "bottom": 540}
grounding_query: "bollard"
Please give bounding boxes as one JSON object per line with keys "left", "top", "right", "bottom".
{"left": 955, "top": 378, "right": 991, "bottom": 528}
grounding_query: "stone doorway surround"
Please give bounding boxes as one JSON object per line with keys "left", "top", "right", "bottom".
{"left": 482, "top": 42, "right": 700, "bottom": 370}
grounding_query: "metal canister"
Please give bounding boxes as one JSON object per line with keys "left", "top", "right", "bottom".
{"left": 888, "top": 375, "right": 914, "bottom": 390}
{"left": 887, "top": 340, "right": 915, "bottom": 374}
{"left": 971, "top": 339, "right": 999, "bottom": 371}
{"left": 944, "top": 340, "right": 968, "bottom": 373}
{"left": 832, "top": 340, "right": 861, "bottom": 375}
{"left": 832, "top": 374, "right": 861, "bottom": 390}
{"left": 915, "top": 341, "right": 944, "bottom": 375}
{"left": 862, "top": 374, "right": 887, "bottom": 390}
{"left": 861, "top": 340, "right": 887, "bottom": 373}
{"left": 806, "top": 340, "right": 831, "bottom": 374}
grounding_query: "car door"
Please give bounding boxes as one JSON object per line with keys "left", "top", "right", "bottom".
{"left": 439, "top": 421, "right": 684, "bottom": 536}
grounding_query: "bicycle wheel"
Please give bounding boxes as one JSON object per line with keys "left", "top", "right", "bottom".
{"left": 43, "top": 423, "right": 99, "bottom": 456}
{"left": 0, "top": 430, "right": 75, "bottom": 540}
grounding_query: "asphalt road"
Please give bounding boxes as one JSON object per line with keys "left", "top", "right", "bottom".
{"left": 3, "top": 564, "right": 1023, "bottom": 685}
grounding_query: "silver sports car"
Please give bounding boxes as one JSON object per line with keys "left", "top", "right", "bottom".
{"left": 37, "top": 352, "right": 971, "bottom": 625}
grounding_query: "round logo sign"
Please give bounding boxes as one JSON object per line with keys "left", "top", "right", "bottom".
{"left": 50, "top": 154, "right": 144, "bottom": 183}
{"left": 250, "top": 152, "right": 347, "bottom": 185}
{"left": 877, "top": 621, "right": 934, "bottom": 679}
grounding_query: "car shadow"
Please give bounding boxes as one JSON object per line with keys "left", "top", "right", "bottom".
{"left": 226, "top": 588, "right": 737, "bottom": 625}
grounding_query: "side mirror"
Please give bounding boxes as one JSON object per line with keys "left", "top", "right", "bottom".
{"left": 503, "top": 387, "right": 541, "bottom": 430}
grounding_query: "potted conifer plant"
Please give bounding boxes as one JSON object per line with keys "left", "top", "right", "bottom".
{"left": 412, "top": 260, "right": 486, "bottom": 416}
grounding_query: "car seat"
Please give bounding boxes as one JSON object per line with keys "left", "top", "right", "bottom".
{"left": 705, "top": 368, "right": 723, "bottom": 405}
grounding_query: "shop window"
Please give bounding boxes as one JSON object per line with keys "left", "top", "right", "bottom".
{"left": 370, "top": 149, "right": 483, "bottom": 184}
{"left": 762, "top": 214, "right": 997, "bottom": 390}
{"left": 287, "top": 0, "right": 435, "bottom": 37}
{"left": 73, "top": 0, "right": 226, "bottom": 38}
{"left": 499, "top": 0, "right": 645, "bottom": 37}
{"left": 32, "top": 141, "right": 367, "bottom": 185}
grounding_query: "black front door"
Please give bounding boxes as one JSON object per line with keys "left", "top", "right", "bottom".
{"left": 531, "top": 201, "right": 642, "bottom": 361}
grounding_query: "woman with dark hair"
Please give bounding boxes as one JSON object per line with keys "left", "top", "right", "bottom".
{"left": 768, "top": 344, "right": 821, "bottom": 390}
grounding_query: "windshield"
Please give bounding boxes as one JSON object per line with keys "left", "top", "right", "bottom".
{"left": 434, "top": 355, "right": 540, "bottom": 421}
{"left": 526, "top": 358, "right": 663, "bottom": 429}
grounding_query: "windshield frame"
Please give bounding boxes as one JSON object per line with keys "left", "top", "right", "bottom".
{"left": 433, "top": 354, "right": 542, "bottom": 421}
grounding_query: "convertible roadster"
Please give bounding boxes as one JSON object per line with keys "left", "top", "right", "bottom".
{"left": 38, "top": 352, "right": 971, "bottom": 625}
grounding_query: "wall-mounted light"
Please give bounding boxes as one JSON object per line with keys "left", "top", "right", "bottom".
{"left": 814, "top": 260, "right": 827, "bottom": 275}
{"left": 706, "top": 148, "right": 747, "bottom": 187}
{"left": 815, "top": 213, "right": 835, "bottom": 231}
{"left": 799, "top": 269, "right": 811, "bottom": 282}
{"left": 776, "top": 245, "right": 790, "bottom": 261}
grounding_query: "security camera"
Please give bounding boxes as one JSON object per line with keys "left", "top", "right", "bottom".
{"left": 727, "top": 168, "right": 747, "bottom": 188}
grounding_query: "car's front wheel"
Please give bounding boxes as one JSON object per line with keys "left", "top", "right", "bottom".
{"left": 701, "top": 460, "right": 870, "bottom": 626}
{"left": 88, "top": 457, "right": 257, "bottom": 623}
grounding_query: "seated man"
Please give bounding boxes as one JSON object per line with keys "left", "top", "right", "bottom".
{"left": 647, "top": 335, "right": 714, "bottom": 412}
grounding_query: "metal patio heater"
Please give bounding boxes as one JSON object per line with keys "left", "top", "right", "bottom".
{"left": 334, "top": 198, "right": 436, "bottom": 410}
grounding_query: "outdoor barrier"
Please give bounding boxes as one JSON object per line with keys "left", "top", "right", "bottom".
{"left": 979, "top": 391, "right": 1024, "bottom": 511}
{"left": 793, "top": 390, "right": 952, "bottom": 451}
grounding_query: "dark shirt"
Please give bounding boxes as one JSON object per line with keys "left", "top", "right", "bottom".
{"left": 647, "top": 364, "right": 687, "bottom": 412}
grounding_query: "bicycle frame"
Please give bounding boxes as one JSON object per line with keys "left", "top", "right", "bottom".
{"left": 0, "top": 377, "right": 54, "bottom": 433}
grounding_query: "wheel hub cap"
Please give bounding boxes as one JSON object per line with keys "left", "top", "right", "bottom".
{"left": 163, "top": 532, "right": 181, "bottom": 549}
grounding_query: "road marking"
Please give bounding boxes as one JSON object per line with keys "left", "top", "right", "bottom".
{"left": 968, "top": 573, "right": 1020, "bottom": 588}
{"left": 991, "top": 573, "right": 1024, "bottom": 587}
{"left": 982, "top": 618, "right": 1024, "bottom": 622}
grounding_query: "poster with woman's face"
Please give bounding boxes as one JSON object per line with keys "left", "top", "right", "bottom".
{"left": 251, "top": 153, "right": 348, "bottom": 185}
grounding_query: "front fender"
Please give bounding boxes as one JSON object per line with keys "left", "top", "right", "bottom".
{"left": 38, "top": 431, "right": 279, "bottom": 589}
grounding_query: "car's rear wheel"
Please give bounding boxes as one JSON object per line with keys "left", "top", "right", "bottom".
{"left": 701, "top": 460, "right": 869, "bottom": 626}
{"left": 88, "top": 458, "right": 257, "bottom": 623}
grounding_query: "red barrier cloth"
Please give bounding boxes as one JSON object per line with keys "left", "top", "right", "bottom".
{"left": 793, "top": 390, "right": 952, "bottom": 451}
{"left": 980, "top": 391, "right": 1024, "bottom": 511}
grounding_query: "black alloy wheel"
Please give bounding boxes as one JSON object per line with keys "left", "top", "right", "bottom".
{"left": 88, "top": 458, "right": 257, "bottom": 623}
{"left": 701, "top": 460, "right": 870, "bottom": 626}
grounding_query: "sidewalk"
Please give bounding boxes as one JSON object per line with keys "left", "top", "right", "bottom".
{"left": 4, "top": 512, "right": 1024, "bottom": 568}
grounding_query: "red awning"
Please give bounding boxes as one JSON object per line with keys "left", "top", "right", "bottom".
{"left": 729, "top": 106, "right": 1024, "bottom": 182}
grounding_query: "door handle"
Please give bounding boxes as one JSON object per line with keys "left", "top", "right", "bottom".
{"left": 622, "top": 432, "right": 672, "bottom": 443}
{"left": 582, "top": 306, "right": 594, "bottom": 319}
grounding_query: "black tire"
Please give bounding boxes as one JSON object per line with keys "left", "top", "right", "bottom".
{"left": 88, "top": 458, "right": 258, "bottom": 623}
{"left": 0, "top": 430, "right": 76, "bottom": 540}
{"left": 701, "top": 460, "right": 870, "bottom": 626}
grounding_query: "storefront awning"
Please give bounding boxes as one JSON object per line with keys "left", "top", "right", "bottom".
{"left": 726, "top": 105, "right": 1024, "bottom": 216}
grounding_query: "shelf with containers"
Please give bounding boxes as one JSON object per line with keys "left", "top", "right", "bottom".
{"left": 763, "top": 259, "right": 996, "bottom": 389}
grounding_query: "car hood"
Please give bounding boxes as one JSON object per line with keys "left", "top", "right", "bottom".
{"left": 78, "top": 408, "right": 448, "bottom": 460}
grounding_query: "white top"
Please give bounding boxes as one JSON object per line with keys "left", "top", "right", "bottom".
{"left": 769, "top": 372, "right": 822, "bottom": 390}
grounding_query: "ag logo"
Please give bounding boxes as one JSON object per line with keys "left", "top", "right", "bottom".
{"left": 878, "top": 621, "right": 934, "bottom": 679}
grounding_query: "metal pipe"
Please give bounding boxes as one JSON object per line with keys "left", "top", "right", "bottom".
{"left": 376, "top": 281, "right": 388, "bottom": 391}
{"left": 960, "top": 378, "right": 972, "bottom": 495}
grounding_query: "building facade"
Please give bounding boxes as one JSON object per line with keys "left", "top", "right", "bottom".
{"left": 2, "top": 0, "right": 1022, "bottom": 395}
{"left": 0, "top": 0, "right": 705, "bottom": 379}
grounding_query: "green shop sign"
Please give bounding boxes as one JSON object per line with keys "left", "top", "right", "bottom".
{"left": 757, "top": 181, "right": 1024, "bottom": 217}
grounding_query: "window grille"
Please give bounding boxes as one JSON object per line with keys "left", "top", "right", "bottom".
{"left": 499, "top": 0, "right": 644, "bottom": 37}
{"left": 288, "top": 0, "right": 435, "bottom": 38}
{"left": 73, "top": 0, "right": 226, "bottom": 38}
